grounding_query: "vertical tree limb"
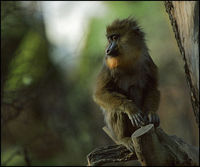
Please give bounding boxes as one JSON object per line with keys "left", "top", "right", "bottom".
{"left": 164, "top": 1, "right": 199, "bottom": 126}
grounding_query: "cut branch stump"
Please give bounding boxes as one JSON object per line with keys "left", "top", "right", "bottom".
{"left": 87, "top": 124, "right": 199, "bottom": 166}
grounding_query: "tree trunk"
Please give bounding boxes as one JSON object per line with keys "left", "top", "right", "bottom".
{"left": 164, "top": 1, "right": 199, "bottom": 126}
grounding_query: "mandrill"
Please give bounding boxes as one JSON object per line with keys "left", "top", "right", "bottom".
{"left": 93, "top": 18, "right": 160, "bottom": 152}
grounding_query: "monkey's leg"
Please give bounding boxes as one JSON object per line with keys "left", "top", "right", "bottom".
{"left": 109, "top": 112, "right": 137, "bottom": 152}
{"left": 118, "top": 137, "right": 135, "bottom": 152}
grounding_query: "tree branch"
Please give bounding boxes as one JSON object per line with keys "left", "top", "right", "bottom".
{"left": 87, "top": 144, "right": 137, "bottom": 166}
{"left": 164, "top": 1, "right": 199, "bottom": 126}
{"left": 87, "top": 124, "right": 199, "bottom": 166}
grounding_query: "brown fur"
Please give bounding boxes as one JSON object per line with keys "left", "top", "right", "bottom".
{"left": 93, "top": 18, "right": 160, "bottom": 150}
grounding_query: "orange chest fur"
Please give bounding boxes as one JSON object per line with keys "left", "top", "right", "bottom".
{"left": 106, "top": 56, "right": 120, "bottom": 69}
{"left": 105, "top": 56, "right": 135, "bottom": 70}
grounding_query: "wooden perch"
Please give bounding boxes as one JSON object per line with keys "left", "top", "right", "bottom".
{"left": 132, "top": 124, "right": 199, "bottom": 166}
{"left": 87, "top": 124, "right": 199, "bottom": 166}
{"left": 87, "top": 126, "right": 137, "bottom": 166}
{"left": 87, "top": 144, "right": 137, "bottom": 166}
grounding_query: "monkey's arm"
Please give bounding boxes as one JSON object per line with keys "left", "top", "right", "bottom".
{"left": 142, "top": 80, "right": 160, "bottom": 126}
{"left": 143, "top": 85, "right": 160, "bottom": 113}
{"left": 93, "top": 66, "right": 145, "bottom": 126}
{"left": 141, "top": 59, "right": 160, "bottom": 126}
{"left": 93, "top": 66, "right": 129, "bottom": 111}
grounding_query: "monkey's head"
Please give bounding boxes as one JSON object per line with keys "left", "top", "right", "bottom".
{"left": 105, "top": 18, "right": 146, "bottom": 70}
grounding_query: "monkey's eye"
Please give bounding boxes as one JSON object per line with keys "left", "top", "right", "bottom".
{"left": 112, "top": 35, "right": 118, "bottom": 40}
{"left": 107, "top": 34, "right": 119, "bottom": 42}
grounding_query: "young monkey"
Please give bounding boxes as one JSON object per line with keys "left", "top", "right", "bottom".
{"left": 93, "top": 18, "right": 160, "bottom": 152}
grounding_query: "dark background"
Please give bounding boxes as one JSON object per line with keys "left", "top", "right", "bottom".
{"left": 1, "top": 1, "right": 199, "bottom": 166}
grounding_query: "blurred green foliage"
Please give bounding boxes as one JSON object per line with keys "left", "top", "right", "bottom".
{"left": 1, "top": 1, "right": 198, "bottom": 166}
{"left": 5, "top": 30, "right": 48, "bottom": 92}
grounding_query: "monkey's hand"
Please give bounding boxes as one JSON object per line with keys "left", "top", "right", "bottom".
{"left": 147, "top": 112, "right": 160, "bottom": 127}
{"left": 123, "top": 101, "right": 146, "bottom": 127}
{"left": 128, "top": 111, "right": 146, "bottom": 127}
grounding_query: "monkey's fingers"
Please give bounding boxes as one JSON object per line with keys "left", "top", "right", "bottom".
{"left": 125, "top": 139, "right": 135, "bottom": 153}
{"left": 143, "top": 114, "right": 148, "bottom": 124}
{"left": 148, "top": 113, "right": 155, "bottom": 123}
{"left": 127, "top": 143, "right": 135, "bottom": 153}
{"left": 155, "top": 114, "right": 160, "bottom": 127}
{"left": 130, "top": 114, "right": 139, "bottom": 127}
{"left": 138, "top": 113, "right": 146, "bottom": 125}
{"left": 148, "top": 114, "right": 152, "bottom": 123}
{"left": 128, "top": 114, "right": 136, "bottom": 127}
{"left": 148, "top": 113, "right": 160, "bottom": 127}
{"left": 137, "top": 112, "right": 144, "bottom": 119}
{"left": 132, "top": 115, "right": 139, "bottom": 127}
{"left": 135, "top": 113, "right": 145, "bottom": 126}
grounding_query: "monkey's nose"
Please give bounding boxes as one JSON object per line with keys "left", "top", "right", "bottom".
{"left": 106, "top": 41, "right": 118, "bottom": 56}
{"left": 106, "top": 48, "right": 112, "bottom": 55}
{"left": 106, "top": 48, "right": 118, "bottom": 56}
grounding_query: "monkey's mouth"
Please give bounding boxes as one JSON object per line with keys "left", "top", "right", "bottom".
{"left": 106, "top": 49, "right": 120, "bottom": 57}
{"left": 106, "top": 53, "right": 119, "bottom": 58}
{"left": 106, "top": 48, "right": 119, "bottom": 57}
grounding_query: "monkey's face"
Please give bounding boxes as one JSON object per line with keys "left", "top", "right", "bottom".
{"left": 105, "top": 34, "right": 120, "bottom": 56}
{"left": 106, "top": 32, "right": 140, "bottom": 56}
{"left": 105, "top": 24, "right": 144, "bottom": 69}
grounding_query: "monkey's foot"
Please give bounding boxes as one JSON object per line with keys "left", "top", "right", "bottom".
{"left": 119, "top": 137, "right": 134, "bottom": 153}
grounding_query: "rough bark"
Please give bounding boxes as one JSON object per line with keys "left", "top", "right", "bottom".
{"left": 132, "top": 125, "right": 199, "bottom": 166}
{"left": 87, "top": 125, "right": 199, "bottom": 166}
{"left": 164, "top": 1, "right": 199, "bottom": 126}
{"left": 87, "top": 144, "right": 137, "bottom": 166}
